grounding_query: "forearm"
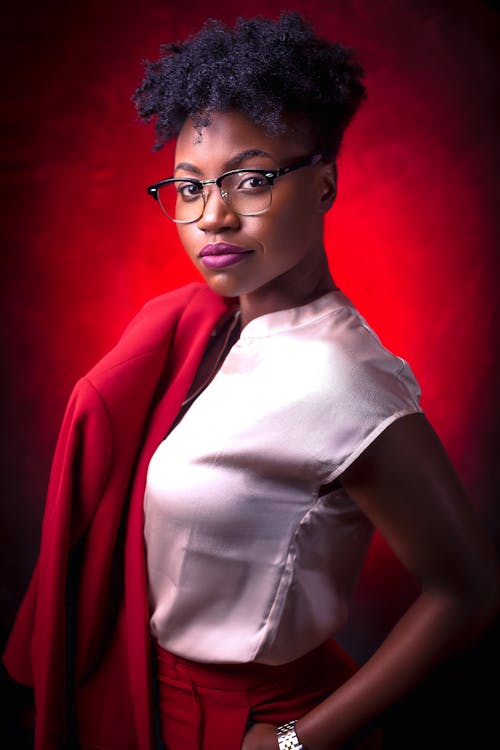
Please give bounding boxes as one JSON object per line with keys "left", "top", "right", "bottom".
{"left": 296, "top": 586, "right": 498, "bottom": 750}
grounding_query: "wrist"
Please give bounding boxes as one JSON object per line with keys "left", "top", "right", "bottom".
{"left": 277, "top": 720, "right": 305, "bottom": 750}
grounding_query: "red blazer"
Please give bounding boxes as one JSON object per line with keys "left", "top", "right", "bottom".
{"left": 3, "top": 282, "right": 230, "bottom": 750}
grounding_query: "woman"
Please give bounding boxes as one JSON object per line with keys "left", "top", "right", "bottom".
{"left": 3, "top": 13, "right": 498, "bottom": 750}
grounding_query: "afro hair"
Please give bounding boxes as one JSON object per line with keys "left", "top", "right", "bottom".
{"left": 132, "top": 12, "right": 366, "bottom": 160}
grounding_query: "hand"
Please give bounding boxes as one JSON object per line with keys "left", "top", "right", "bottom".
{"left": 241, "top": 722, "right": 279, "bottom": 750}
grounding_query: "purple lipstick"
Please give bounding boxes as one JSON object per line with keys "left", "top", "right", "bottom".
{"left": 199, "top": 242, "right": 254, "bottom": 269}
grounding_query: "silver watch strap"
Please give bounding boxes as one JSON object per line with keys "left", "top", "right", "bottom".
{"left": 277, "top": 720, "right": 303, "bottom": 750}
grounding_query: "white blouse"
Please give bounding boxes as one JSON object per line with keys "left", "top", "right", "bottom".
{"left": 144, "top": 290, "right": 423, "bottom": 665}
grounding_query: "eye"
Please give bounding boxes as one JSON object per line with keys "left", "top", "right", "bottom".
{"left": 176, "top": 181, "right": 203, "bottom": 201}
{"left": 236, "top": 173, "right": 268, "bottom": 191}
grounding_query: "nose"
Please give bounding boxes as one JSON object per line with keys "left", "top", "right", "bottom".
{"left": 196, "top": 185, "right": 240, "bottom": 232}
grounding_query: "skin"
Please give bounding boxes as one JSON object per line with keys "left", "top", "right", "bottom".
{"left": 174, "top": 111, "right": 338, "bottom": 326}
{"left": 170, "top": 111, "right": 500, "bottom": 750}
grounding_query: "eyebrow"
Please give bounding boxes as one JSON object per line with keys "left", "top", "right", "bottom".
{"left": 174, "top": 149, "right": 273, "bottom": 175}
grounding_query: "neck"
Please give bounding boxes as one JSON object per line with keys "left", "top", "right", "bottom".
{"left": 238, "top": 251, "right": 337, "bottom": 328}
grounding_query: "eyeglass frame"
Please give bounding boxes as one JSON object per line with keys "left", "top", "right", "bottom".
{"left": 145, "top": 153, "right": 323, "bottom": 223}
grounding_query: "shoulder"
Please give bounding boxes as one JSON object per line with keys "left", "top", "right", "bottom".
{"left": 85, "top": 282, "right": 228, "bottom": 381}
{"left": 291, "top": 298, "right": 420, "bottom": 402}
{"left": 336, "top": 305, "right": 422, "bottom": 412}
{"left": 303, "top": 299, "right": 423, "bottom": 430}
{"left": 303, "top": 301, "right": 423, "bottom": 482}
{"left": 118, "top": 282, "right": 222, "bottom": 339}
{"left": 320, "top": 301, "right": 404, "bottom": 370}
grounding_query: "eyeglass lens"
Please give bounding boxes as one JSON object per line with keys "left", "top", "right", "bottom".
{"left": 156, "top": 171, "right": 272, "bottom": 223}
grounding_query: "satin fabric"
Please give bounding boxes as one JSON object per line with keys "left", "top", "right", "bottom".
{"left": 145, "top": 291, "right": 422, "bottom": 665}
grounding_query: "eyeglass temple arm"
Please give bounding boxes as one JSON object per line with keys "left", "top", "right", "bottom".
{"left": 272, "top": 153, "right": 323, "bottom": 179}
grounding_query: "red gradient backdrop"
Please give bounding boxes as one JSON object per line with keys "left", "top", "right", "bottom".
{"left": 2, "top": 0, "right": 499, "bottom": 746}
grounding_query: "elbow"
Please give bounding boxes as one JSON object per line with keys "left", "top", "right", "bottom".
{"left": 423, "top": 556, "right": 500, "bottom": 647}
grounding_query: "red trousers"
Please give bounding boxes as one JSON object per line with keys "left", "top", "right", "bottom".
{"left": 154, "top": 639, "right": 382, "bottom": 750}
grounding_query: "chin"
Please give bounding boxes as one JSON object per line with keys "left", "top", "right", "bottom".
{"left": 197, "top": 272, "right": 243, "bottom": 299}
{"left": 195, "top": 266, "right": 253, "bottom": 298}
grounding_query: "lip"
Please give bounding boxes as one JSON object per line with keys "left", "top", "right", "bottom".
{"left": 199, "top": 242, "right": 251, "bottom": 257}
{"left": 198, "top": 242, "right": 254, "bottom": 269}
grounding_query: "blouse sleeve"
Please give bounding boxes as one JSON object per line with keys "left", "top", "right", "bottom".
{"left": 314, "top": 312, "right": 423, "bottom": 484}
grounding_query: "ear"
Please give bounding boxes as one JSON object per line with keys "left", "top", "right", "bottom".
{"left": 317, "top": 161, "right": 337, "bottom": 214}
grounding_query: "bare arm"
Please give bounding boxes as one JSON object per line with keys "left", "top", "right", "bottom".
{"left": 243, "top": 413, "right": 499, "bottom": 750}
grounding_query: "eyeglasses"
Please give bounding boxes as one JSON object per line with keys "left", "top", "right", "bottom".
{"left": 146, "top": 153, "right": 322, "bottom": 224}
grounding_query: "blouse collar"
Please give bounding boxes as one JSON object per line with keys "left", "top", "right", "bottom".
{"left": 239, "top": 289, "right": 352, "bottom": 339}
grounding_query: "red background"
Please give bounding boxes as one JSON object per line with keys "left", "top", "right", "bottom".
{"left": 2, "top": 0, "right": 499, "bottom": 746}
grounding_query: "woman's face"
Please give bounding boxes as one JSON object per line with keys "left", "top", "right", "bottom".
{"left": 173, "top": 110, "right": 335, "bottom": 305}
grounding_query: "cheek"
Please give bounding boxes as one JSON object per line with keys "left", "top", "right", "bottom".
{"left": 176, "top": 225, "right": 198, "bottom": 257}
{"left": 262, "top": 193, "right": 317, "bottom": 255}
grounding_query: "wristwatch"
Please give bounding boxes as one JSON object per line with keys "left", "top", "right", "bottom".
{"left": 277, "top": 720, "right": 304, "bottom": 750}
